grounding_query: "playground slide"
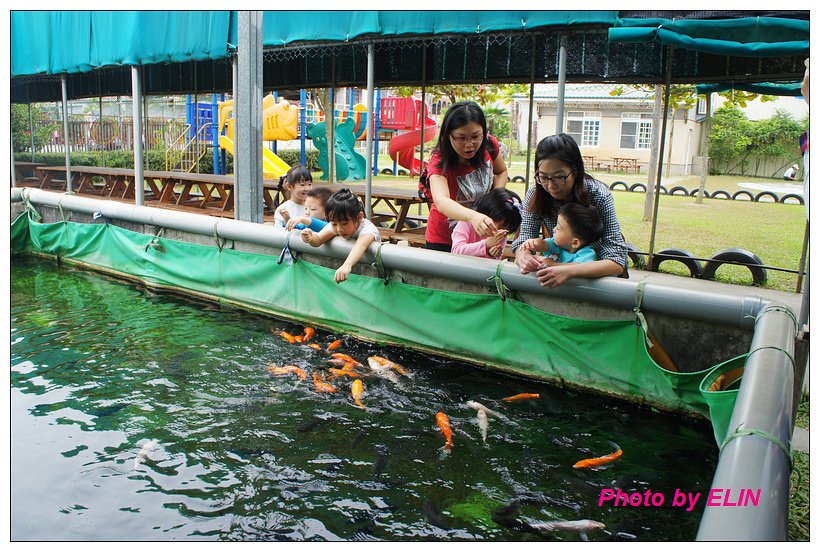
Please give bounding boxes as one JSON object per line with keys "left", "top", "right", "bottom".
{"left": 307, "top": 118, "right": 368, "bottom": 181}
{"left": 388, "top": 115, "right": 438, "bottom": 176}
{"left": 218, "top": 135, "right": 290, "bottom": 180}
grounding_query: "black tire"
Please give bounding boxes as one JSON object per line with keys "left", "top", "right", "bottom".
{"left": 710, "top": 190, "right": 732, "bottom": 200}
{"left": 732, "top": 190, "right": 754, "bottom": 201}
{"left": 624, "top": 242, "right": 646, "bottom": 269}
{"left": 657, "top": 185, "right": 669, "bottom": 195}
{"left": 380, "top": 168, "right": 394, "bottom": 175}
{"left": 701, "top": 248, "right": 767, "bottom": 286}
{"left": 669, "top": 186, "right": 689, "bottom": 196}
{"left": 780, "top": 193, "right": 805, "bottom": 205}
{"left": 650, "top": 248, "right": 703, "bottom": 278}
{"left": 629, "top": 183, "right": 647, "bottom": 193}
{"left": 609, "top": 181, "right": 629, "bottom": 192}
{"left": 511, "top": 175, "right": 526, "bottom": 183}
{"left": 397, "top": 170, "right": 408, "bottom": 176}
{"left": 754, "top": 191, "right": 779, "bottom": 203}
{"left": 689, "top": 188, "right": 710, "bottom": 198}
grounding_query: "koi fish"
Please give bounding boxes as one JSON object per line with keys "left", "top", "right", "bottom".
{"left": 368, "top": 355, "right": 408, "bottom": 376}
{"left": 435, "top": 411, "right": 453, "bottom": 451}
{"left": 351, "top": 379, "right": 366, "bottom": 410}
{"left": 465, "top": 400, "right": 511, "bottom": 423}
{"left": 327, "top": 339, "right": 343, "bottom": 351}
{"left": 366, "top": 357, "right": 400, "bottom": 384}
{"left": 308, "top": 343, "right": 322, "bottom": 350}
{"left": 528, "top": 519, "right": 606, "bottom": 534}
{"left": 477, "top": 409, "right": 489, "bottom": 444}
{"left": 312, "top": 372, "right": 337, "bottom": 393}
{"left": 573, "top": 448, "right": 623, "bottom": 469}
{"left": 294, "top": 335, "right": 304, "bottom": 343}
{"left": 302, "top": 327, "right": 315, "bottom": 342}
{"left": 134, "top": 439, "right": 159, "bottom": 470}
{"left": 267, "top": 364, "right": 307, "bottom": 380}
{"left": 273, "top": 330, "right": 297, "bottom": 343}
{"left": 331, "top": 352, "right": 363, "bottom": 367}
{"left": 502, "top": 393, "right": 540, "bottom": 402}
{"left": 328, "top": 367, "right": 366, "bottom": 379}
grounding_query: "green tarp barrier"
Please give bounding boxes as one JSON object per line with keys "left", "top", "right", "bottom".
{"left": 696, "top": 81, "right": 803, "bottom": 97}
{"left": 10, "top": 213, "right": 740, "bottom": 443}
{"left": 609, "top": 17, "right": 809, "bottom": 57}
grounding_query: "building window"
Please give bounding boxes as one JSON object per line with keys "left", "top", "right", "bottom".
{"left": 620, "top": 112, "right": 653, "bottom": 150}
{"left": 567, "top": 111, "right": 601, "bottom": 147}
{"left": 697, "top": 97, "right": 708, "bottom": 115}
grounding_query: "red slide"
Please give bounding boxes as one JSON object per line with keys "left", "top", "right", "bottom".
{"left": 388, "top": 114, "right": 438, "bottom": 176}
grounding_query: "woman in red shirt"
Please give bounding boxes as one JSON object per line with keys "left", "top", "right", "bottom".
{"left": 425, "top": 101, "right": 509, "bottom": 251}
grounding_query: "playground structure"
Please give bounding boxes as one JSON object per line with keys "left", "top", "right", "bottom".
{"left": 383, "top": 97, "right": 438, "bottom": 176}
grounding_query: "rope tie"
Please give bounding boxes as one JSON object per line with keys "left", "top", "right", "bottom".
{"left": 755, "top": 304, "right": 799, "bottom": 335}
{"left": 144, "top": 228, "right": 166, "bottom": 253}
{"left": 21, "top": 188, "right": 41, "bottom": 222}
{"left": 276, "top": 231, "right": 298, "bottom": 266}
{"left": 57, "top": 199, "right": 68, "bottom": 223}
{"left": 213, "top": 221, "right": 227, "bottom": 252}
{"left": 747, "top": 345, "right": 796, "bottom": 373}
{"left": 721, "top": 424, "right": 794, "bottom": 473}
{"left": 486, "top": 263, "right": 511, "bottom": 302}
{"left": 633, "top": 280, "right": 653, "bottom": 349}
{"left": 370, "top": 243, "right": 389, "bottom": 285}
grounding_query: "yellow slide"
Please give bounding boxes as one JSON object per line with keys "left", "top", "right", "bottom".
{"left": 218, "top": 135, "right": 290, "bottom": 180}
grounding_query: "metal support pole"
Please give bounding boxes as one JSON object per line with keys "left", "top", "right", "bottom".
{"left": 131, "top": 66, "right": 144, "bottom": 206}
{"left": 98, "top": 74, "right": 106, "bottom": 167}
{"left": 28, "top": 96, "right": 35, "bottom": 162}
{"left": 234, "top": 10, "right": 264, "bottom": 223}
{"left": 374, "top": 88, "right": 381, "bottom": 176}
{"left": 795, "top": 220, "right": 809, "bottom": 292}
{"left": 10, "top": 133, "right": 17, "bottom": 188}
{"left": 364, "top": 43, "right": 376, "bottom": 219}
{"left": 647, "top": 47, "right": 674, "bottom": 270}
{"left": 193, "top": 61, "right": 199, "bottom": 173}
{"left": 419, "top": 43, "right": 428, "bottom": 177}
{"left": 300, "top": 89, "right": 307, "bottom": 166}
{"left": 329, "top": 55, "right": 337, "bottom": 184}
{"left": 61, "top": 75, "right": 73, "bottom": 193}
{"left": 524, "top": 34, "right": 537, "bottom": 190}
{"left": 555, "top": 35, "right": 567, "bottom": 134}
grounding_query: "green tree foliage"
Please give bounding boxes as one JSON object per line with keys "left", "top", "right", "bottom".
{"left": 392, "top": 84, "right": 527, "bottom": 108}
{"left": 11, "top": 104, "right": 58, "bottom": 153}
{"left": 483, "top": 106, "right": 510, "bottom": 137}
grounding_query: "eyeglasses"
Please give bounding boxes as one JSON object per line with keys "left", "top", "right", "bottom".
{"left": 450, "top": 134, "right": 484, "bottom": 146}
{"left": 535, "top": 171, "right": 574, "bottom": 187}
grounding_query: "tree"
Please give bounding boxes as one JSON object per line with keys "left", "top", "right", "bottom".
{"left": 483, "top": 106, "right": 510, "bottom": 138}
{"left": 392, "top": 84, "right": 519, "bottom": 106}
{"left": 11, "top": 104, "right": 58, "bottom": 154}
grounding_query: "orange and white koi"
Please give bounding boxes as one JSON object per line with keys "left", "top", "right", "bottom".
{"left": 302, "top": 327, "right": 315, "bottom": 342}
{"left": 367, "top": 355, "right": 408, "bottom": 376}
{"left": 327, "top": 339, "right": 343, "bottom": 351}
{"left": 529, "top": 519, "right": 606, "bottom": 534}
{"left": 331, "top": 353, "right": 362, "bottom": 367}
{"left": 465, "top": 400, "right": 511, "bottom": 423}
{"left": 312, "top": 372, "right": 337, "bottom": 393}
{"left": 573, "top": 448, "right": 623, "bottom": 470}
{"left": 435, "top": 412, "right": 453, "bottom": 451}
{"left": 502, "top": 393, "right": 540, "bottom": 402}
{"left": 308, "top": 343, "right": 322, "bottom": 350}
{"left": 273, "top": 330, "right": 298, "bottom": 343}
{"left": 477, "top": 409, "right": 489, "bottom": 444}
{"left": 351, "top": 379, "right": 366, "bottom": 410}
{"left": 267, "top": 364, "right": 307, "bottom": 380}
{"left": 366, "top": 357, "right": 399, "bottom": 384}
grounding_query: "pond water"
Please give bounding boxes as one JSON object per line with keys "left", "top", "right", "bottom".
{"left": 11, "top": 256, "right": 718, "bottom": 541}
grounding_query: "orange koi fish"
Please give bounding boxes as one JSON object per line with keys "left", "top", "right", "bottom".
{"left": 328, "top": 367, "right": 366, "bottom": 379}
{"left": 573, "top": 448, "right": 623, "bottom": 470}
{"left": 327, "top": 339, "right": 343, "bottom": 351}
{"left": 308, "top": 343, "right": 322, "bottom": 350}
{"left": 294, "top": 335, "right": 304, "bottom": 343}
{"left": 368, "top": 355, "right": 408, "bottom": 376}
{"left": 302, "top": 327, "right": 315, "bottom": 342}
{"left": 267, "top": 364, "right": 307, "bottom": 380}
{"left": 312, "top": 372, "right": 337, "bottom": 393}
{"left": 273, "top": 330, "right": 297, "bottom": 344}
{"left": 502, "top": 393, "right": 540, "bottom": 402}
{"left": 351, "top": 379, "right": 366, "bottom": 410}
{"left": 435, "top": 411, "right": 453, "bottom": 451}
{"left": 331, "top": 353, "right": 362, "bottom": 367}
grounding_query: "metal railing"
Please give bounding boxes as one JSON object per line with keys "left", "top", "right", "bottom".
{"left": 165, "top": 123, "right": 212, "bottom": 172}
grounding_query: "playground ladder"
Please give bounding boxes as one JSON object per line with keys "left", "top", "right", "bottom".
{"left": 165, "top": 123, "right": 212, "bottom": 172}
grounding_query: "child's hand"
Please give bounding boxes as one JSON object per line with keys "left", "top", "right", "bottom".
{"left": 484, "top": 229, "right": 507, "bottom": 256}
{"left": 487, "top": 243, "right": 504, "bottom": 258}
{"left": 470, "top": 212, "right": 498, "bottom": 238}
{"left": 300, "top": 228, "right": 313, "bottom": 243}
{"left": 280, "top": 207, "right": 291, "bottom": 222}
{"left": 521, "top": 238, "right": 544, "bottom": 253}
{"left": 286, "top": 216, "right": 308, "bottom": 231}
{"left": 334, "top": 264, "right": 352, "bottom": 284}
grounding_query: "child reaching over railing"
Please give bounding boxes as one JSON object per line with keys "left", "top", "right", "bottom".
{"left": 286, "top": 186, "right": 332, "bottom": 232}
{"left": 274, "top": 165, "right": 313, "bottom": 227}
{"left": 451, "top": 188, "right": 522, "bottom": 259}
{"left": 300, "top": 189, "right": 381, "bottom": 284}
{"left": 517, "top": 202, "right": 604, "bottom": 265}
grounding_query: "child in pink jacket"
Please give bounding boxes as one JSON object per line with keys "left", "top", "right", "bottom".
{"left": 451, "top": 188, "right": 522, "bottom": 258}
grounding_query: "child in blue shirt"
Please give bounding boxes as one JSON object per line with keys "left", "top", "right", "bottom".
{"left": 518, "top": 202, "right": 603, "bottom": 265}
{"left": 286, "top": 186, "right": 332, "bottom": 232}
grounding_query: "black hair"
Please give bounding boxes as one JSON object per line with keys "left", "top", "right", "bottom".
{"left": 306, "top": 186, "right": 333, "bottom": 206}
{"left": 432, "top": 101, "right": 488, "bottom": 174}
{"left": 279, "top": 164, "right": 313, "bottom": 189}
{"left": 527, "top": 133, "right": 590, "bottom": 216}
{"left": 325, "top": 188, "right": 364, "bottom": 222}
{"left": 558, "top": 202, "right": 604, "bottom": 246}
{"left": 472, "top": 188, "right": 522, "bottom": 234}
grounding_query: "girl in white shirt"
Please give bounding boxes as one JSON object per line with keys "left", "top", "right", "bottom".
{"left": 274, "top": 165, "right": 313, "bottom": 227}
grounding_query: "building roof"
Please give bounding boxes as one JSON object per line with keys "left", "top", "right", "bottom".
{"left": 514, "top": 83, "right": 653, "bottom": 102}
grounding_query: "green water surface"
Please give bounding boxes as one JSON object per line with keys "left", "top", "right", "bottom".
{"left": 10, "top": 256, "right": 718, "bottom": 541}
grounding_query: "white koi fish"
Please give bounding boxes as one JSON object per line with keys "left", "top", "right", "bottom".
{"left": 477, "top": 409, "right": 489, "bottom": 444}
{"left": 134, "top": 439, "right": 159, "bottom": 470}
{"left": 465, "top": 400, "right": 511, "bottom": 423}
{"left": 529, "top": 519, "right": 606, "bottom": 533}
{"left": 367, "top": 357, "right": 400, "bottom": 384}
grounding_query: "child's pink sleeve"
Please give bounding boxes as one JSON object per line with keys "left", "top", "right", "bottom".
{"left": 451, "top": 222, "right": 491, "bottom": 258}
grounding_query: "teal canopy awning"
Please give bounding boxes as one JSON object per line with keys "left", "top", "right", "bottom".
{"left": 11, "top": 11, "right": 233, "bottom": 77}
{"left": 696, "top": 81, "right": 804, "bottom": 97}
{"left": 608, "top": 17, "right": 809, "bottom": 58}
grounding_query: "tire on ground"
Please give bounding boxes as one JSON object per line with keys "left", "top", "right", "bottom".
{"left": 689, "top": 188, "right": 710, "bottom": 198}
{"left": 669, "top": 185, "right": 689, "bottom": 196}
{"left": 780, "top": 193, "right": 805, "bottom": 205}
{"left": 624, "top": 242, "right": 646, "bottom": 269}
{"left": 629, "top": 183, "right": 647, "bottom": 193}
{"left": 650, "top": 248, "right": 703, "bottom": 278}
{"left": 511, "top": 175, "right": 526, "bottom": 183}
{"left": 710, "top": 190, "right": 731, "bottom": 200}
{"left": 701, "top": 248, "right": 767, "bottom": 286}
{"left": 732, "top": 190, "right": 754, "bottom": 201}
{"left": 609, "top": 181, "right": 629, "bottom": 192}
{"left": 754, "top": 191, "right": 779, "bottom": 203}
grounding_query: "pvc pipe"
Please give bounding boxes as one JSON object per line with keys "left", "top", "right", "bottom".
{"left": 130, "top": 66, "right": 144, "bottom": 206}
{"left": 696, "top": 303, "right": 796, "bottom": 540}
{"left": 12, "top": 188, "right": 772, "bottom": 330}
{"left": 555, "top": 35, "right": 567, "bottom": 134}
{"left": 61, "top": 75, "right": 73, "bottom": 194}
{"left": 364, "top": 43, "right": 375, "bottom": 219}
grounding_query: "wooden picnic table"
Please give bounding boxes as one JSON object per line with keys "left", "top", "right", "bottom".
{"left": 13, "top": 161, "right": 42, "bottom": 184}
{"left": 610, "top": 157, "right": 641, "bottom": 174}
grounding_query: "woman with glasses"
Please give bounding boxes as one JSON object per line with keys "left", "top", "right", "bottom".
{"left": 424, "top": 101, "right": 509, "bottom": 252}
{"left": 511, "top": 134, "right": 628, "bottom": 288}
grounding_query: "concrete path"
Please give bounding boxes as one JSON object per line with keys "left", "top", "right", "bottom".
{"left": 793, "top": 427, "right": 809, "bottom": 453}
